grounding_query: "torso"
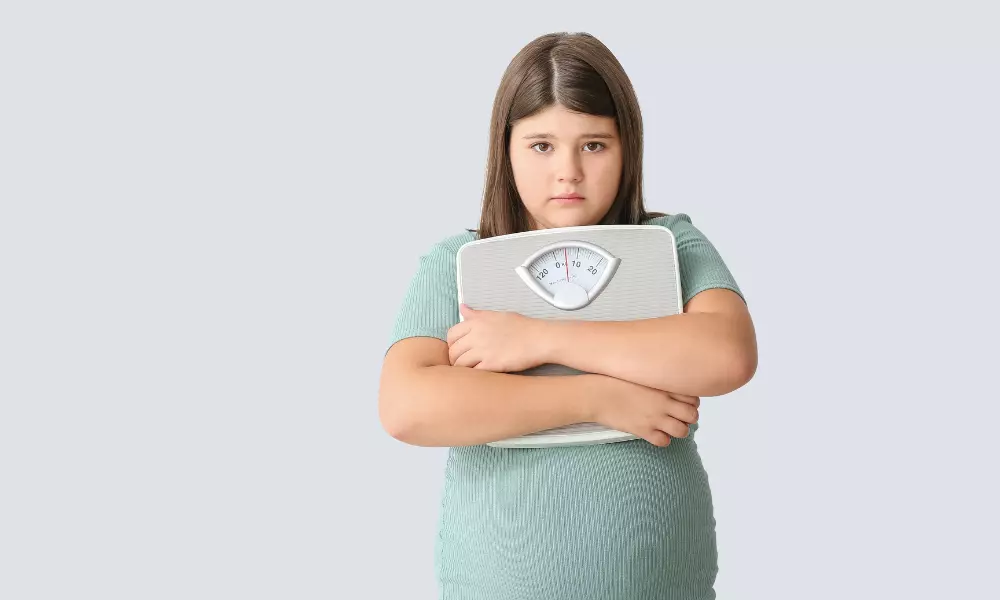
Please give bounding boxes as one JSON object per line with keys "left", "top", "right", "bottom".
{"left": 431, "top": 214, "right": 720, "bottom": 598}
{"left": 434, "top": 435, "right": 718, "bottom": 598}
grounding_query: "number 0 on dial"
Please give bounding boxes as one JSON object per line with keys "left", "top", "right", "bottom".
{"left": 514, "top": 240, "right": 621, "bottom": 310}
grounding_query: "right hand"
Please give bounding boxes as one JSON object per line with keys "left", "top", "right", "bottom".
{"left": 586, "top": 376, "right": 701, "bottom": 447}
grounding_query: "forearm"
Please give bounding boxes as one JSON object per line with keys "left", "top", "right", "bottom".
{"left": 389, "top": 366, "right": 596, "bottom": 447}
{"left": 541, "top": 313, "right": 755, "bottom": 397}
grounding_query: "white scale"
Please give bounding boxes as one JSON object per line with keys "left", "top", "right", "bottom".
{"left": 456, "top": 224, "right": 682, "bottom": 448}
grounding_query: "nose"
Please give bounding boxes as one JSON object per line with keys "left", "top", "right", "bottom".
{"left": 557, "top": 151, "right": 583, "bottom": 183}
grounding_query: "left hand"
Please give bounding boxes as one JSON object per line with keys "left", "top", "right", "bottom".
{"left": 446, "top": 304, "right": 548, "bottom": 372}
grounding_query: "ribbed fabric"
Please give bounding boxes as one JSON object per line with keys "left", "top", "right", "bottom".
{"left": 387, "top": 214, "right": 745, "bottom": 600}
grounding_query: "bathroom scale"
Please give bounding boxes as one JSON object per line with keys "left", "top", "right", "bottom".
{"left": 455, "top": 224, "right": 682, "bottom": 448}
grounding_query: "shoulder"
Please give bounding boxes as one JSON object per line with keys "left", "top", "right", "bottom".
{"left": 436, "top": 230, "right": 478, "bottom": 253}
{"left": 417, "top": 230, "right": 477, "bottom": 262}
{"left": 642, "top": 212, "right": 720, "bottom": 247}
{"left": 641, "top": 212, "right": 694, "bottom": 231}
{"left": 641, "top": 212, "right": 708, "bottom": 247}
{"left": 416, "top": 231, "right": 476, "bottom": 258}
{"left": 387, "top": 231, "right": 473, "bottom": 347}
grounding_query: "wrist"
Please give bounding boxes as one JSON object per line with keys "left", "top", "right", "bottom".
{"left": 533, "top": 318, "right": 572, "bottom": 365}
{"left": 530, "top": 317, "right": 557, "bottom": 365}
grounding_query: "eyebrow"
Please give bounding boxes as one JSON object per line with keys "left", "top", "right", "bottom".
{"left": 521, "top": 132, "right": 616, "bottom": 140}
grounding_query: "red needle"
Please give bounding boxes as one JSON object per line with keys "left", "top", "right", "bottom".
{"left": 564, "top": 249, "right": 569, "bottom": 280}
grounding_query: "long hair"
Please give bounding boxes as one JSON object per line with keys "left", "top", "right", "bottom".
{"left": 474, "top": 32, "right": 666, "bottom": 239}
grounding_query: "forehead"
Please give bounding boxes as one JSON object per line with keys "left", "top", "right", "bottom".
{"left": 511, "top": 105, "right": 617, "bottom": 138}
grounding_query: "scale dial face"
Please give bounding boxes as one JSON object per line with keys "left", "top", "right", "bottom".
{"left": 514, "top": 240, "right": 621, "bottom": 310}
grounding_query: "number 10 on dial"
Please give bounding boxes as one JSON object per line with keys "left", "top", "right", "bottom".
{"left": 514, "top": 240, "right": 621, "bottom": 311}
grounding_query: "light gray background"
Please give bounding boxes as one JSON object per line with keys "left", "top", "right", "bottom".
{"left": 2, "top": 2, "right": 997, "bottom": 598}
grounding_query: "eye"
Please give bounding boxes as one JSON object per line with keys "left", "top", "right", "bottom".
{"left": 530, "top": 141, "right": 607, "bottom": 153}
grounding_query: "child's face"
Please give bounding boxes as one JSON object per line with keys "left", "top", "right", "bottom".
{"left": 508, "top": 104, "right": 623, "bottom": 230}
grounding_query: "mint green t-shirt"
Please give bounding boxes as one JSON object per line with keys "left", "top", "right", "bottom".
{"left": 386, "top": 214, "right": 745, "bottom": 600}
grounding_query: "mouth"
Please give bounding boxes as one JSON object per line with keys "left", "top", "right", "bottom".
{"left": 552, "top": 194, "right": 584, "bottom": 203}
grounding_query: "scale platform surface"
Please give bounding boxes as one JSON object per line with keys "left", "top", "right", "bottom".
{"left": 455, "top": 224, "right": 682, "bottom": 448}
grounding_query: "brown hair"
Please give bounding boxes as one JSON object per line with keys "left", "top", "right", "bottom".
{"left": 474, "top": 32, "right": 666, "bottom": 239}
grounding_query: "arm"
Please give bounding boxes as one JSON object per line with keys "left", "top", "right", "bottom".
{"left": 449, "top": 216, "right": 756, "bottom": 397}
{"left": 537, "top": 289, "right": 758, "bottom": 397}
{"left": 379, "top": 337, "right": 600, "bottom": 447}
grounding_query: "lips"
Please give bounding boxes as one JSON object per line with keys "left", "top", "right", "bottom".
{"left": 552, "top": 193, "right": 584, "bottom": 200}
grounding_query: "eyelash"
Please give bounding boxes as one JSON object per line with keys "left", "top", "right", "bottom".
{"left": 530, "top": 142, "right": 606, "bottom": 153}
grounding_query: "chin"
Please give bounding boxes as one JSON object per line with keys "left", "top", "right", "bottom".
{"left": 529, "top": 203, "right": 604, "bottom": 229}
{"left": 544, "top": 216, "right": 597, "bottom": 229}
{"left": 555, "top": 207, "right": 603, "bottom": 224}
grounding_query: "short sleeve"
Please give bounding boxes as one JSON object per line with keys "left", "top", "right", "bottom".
{"left": 385, "top": 238, "right": 462, "bottom": 353}
{"left": 648, "top": 213, "right": 746, "bottom": 308}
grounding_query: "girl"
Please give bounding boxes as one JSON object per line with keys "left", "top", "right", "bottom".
{"left": 379, "top": 31, "right": 757, "bottom": 600}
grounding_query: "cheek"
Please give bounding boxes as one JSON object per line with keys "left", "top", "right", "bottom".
{"left": 592, "top": 158, "right": 622, "bottom": 194}
{"left": 593, "top": 155, "right": 621, "bottom": 180}
{"left": 511, "top": 158, "right": 547, "bottom": 200}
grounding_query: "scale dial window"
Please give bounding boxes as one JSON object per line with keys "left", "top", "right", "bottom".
{"left": 514, "top": 240, "right": 621, "bottom": 310}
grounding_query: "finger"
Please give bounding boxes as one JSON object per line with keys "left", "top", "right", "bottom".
{"left": 459, "top": 304, "right": 477, "bottom": 319}
{"left": 455, "top": 355, "right": 480, "bottom": 368}
{"left": 657, "top": 416, "right": 691, "bottom": 439}
{"left": 645, "top": 430, "right": 672, "bottom": 447}
{"left": 667, "top": 392, "right": 699, "bottom": 406}
{"left": 452, "top": 347, "right": 480, "bottom": 368}
{"left": 664, "top": 398, "right": 699, "bottom": 425}
{"left": 448, "top": 337, "right": 473, "bottom": 365}
{"left": 446, "top": 321, "right": 471, "bottom": 345}
{"left": 667, "top": 392, "right": 701, "bottom": 407}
